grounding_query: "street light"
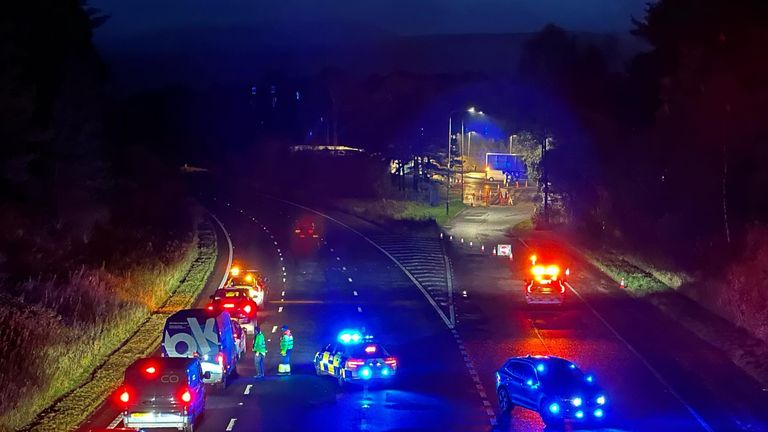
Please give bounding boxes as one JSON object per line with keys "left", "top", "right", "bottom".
{"left": 447, "top": 108, "right": 486, "bottom": 214}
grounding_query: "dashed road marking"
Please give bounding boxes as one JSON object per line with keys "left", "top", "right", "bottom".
{"left": 278, "top": 306, "right": 283, "bottom": 313}
{"left": 107, "top": 415, "right": 121, "bottom": 429}
{"left": 353, "top": 290, "right": 358, "bottom": 296}
{"left": 348, "top": 277, "right": 353, "bottom": 282}
{"left": 272, "top": 325, "right": 278, "bottom": 333}
{"left": 226, "top": 418, "right": 237, "bottom": 431}
{"left": 244, "top": 384, "right": 252, "bottom": 395}
{"left": 357, "top": 306, "right": 363, "bottom": 312}
{"left": 281, "top": 291, "right": 285, "bottom": 297}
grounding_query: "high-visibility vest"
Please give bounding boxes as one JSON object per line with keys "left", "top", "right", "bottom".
{"left": 252, "top": 332, "right": 266, "bottom": 354}
{"left": 280, "top": 333, "right": 294, "bottom": 351}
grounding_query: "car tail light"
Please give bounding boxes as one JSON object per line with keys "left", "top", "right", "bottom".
{"left": 117, "top": 388, "right": 131, "bottom": 404}
{"left": 560, "top": 284, "right": 565, "bottom": 294}
{"left": 179, "top": 388, "right": 193, "bottom": 404}
{"left": 206, "top": 304, "right": 214, "bottom": 310}
{"left": 384, "top": 357, "right": 397, "bottom": 367}
{"left": 144, "top": 365, "right": 157, "bottom": 375}
{"left": 244, "top": 304, "right": 252, "bottom": 314}
{"left": 347, "top": 359, "right": 365, "bottom": 369}
{"left": 526, "top": 284, "right": 532, "bottom": 293}
{"left": 224, "top": 303, "right": 235, "bottom": 308}
{"left": 294, "top": 229, "right": 300, "bottom": 233}
{"left": 364, "top": 345, "right": 377, "bottom": 354}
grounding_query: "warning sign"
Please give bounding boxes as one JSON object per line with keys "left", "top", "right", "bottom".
{"left": 497, "top": 244, "right": 512, "bottom": 257}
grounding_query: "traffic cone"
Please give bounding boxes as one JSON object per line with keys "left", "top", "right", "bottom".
{"left": 492, "top": 247, "right": 497, "bottom": 255}
{"left": 620, "top": 278, "right": 625, "bottom": 289}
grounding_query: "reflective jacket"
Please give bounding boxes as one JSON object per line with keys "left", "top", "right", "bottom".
{"left": 280, "top": 332, "right": 294, "bottom": 353}
{"left": 252, "top": 332, "right": 266, "bottom": 354}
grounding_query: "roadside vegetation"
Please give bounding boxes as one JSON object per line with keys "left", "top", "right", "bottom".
{"left": 22, "top": 223, "right": 218, "bottom": 432}
{"left": 338, "top": 198, "right": 466, "bottom": 227}
{"left": 0, "top": 2, "right": 211, "bottom": 431}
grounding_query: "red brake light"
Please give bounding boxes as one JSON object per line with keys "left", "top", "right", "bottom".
{"left": 119, "top": 389, "right": 130, "bottom": 403}
{"left": 224, "top": 303, "right": 235, "bottom": 308}
{"left": 347, "top": 359, "right": 365, "bottom": 369}
{"left": 364, "top": 345, "right": 377, "bottom": 354}
{"left": 244, "top": 304, "right": 252, "bottom": 314}
{"left": 144, "top": 366, "right": 157, "bottom": 375}
{"left": 181, "top": 389, "right": 192, "bottom": 403}
{"left": 560, "top": 283, "right": 565, "bottom": 294}
{"left": 206, "top": 305, "right": 214, "bottom": 310}
{"left": 384, "top": 357, "right": 397, "bottom": 367}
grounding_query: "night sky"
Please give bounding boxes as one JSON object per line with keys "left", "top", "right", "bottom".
{"left": 92, "top": 0, "right": 652, "bottom": 39}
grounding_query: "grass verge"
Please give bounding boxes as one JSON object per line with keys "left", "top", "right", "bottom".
{"left": 17, "top": 221, "right": 218, "bottom": 432}
{"left": 337, "top": 198, "right": 466, "bottom": 227}
{"left": 580, "top": 246, "right": 768, "bottom": 387}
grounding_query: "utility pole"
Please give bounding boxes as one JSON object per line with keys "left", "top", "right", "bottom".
{"left": 542, "top": 138, "right": 548, "bottom": 224}
{"left": 446, "top": 116, "right": 452, "bottom": 215}
{"left": 460, "top": 120, "right": 465, "bottom": 204}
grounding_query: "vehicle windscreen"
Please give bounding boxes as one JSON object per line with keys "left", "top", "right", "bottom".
{"left": 348, "top": 343, "right": 389, "bottom": 358}
{"left": 125, "top": 368, "right": 186, "bottom": 397}
{"left": 215, "top": 289, "right": 248, "bottom": 299}
{"left": 537, "top": 361, "right": 584, "bottom": 387}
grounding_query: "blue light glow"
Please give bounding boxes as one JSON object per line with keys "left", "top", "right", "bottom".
{"left": 575, "top": 410, "right": 584, "bottom": 419}
{"left": 359, "top": 367, "right": 372, "bottom": 379}
{"left": 548, "top": 403, "right": 560, "bottom": 414}
{"left": 536, "top": 363, "right": 545, "bottom": 372}
{"left": 572, "top": 397, "right": 583, "bottom": 407}
{"left": 585, "top": 374, "right": 594, "bottom": 383}
{"left": 596, "top": 395, "right": 606, "bottom": 405}
{"left": 594, "top": 408, "right": 604, "bottom": 418}
{"left": 569, "top": 363, "right": 576, "bottom": 369}
{"left": 338, "top": 330, "right": 363, "bottom": 344}
{"left": 526, "top": 379, "right": 535, "bottom": 387}
{"left": 381, "top": 367, "right": 391, "bottom": 377}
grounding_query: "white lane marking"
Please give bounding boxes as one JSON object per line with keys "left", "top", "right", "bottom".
{"left": 278, "top": 306, "right": 284, "bottom": 313}
{"left": 208, "top": 213, "right": 234, "bottom": 288}
{"left": 244, "top": 384, "right": 252, "bottom": 395}
{"left": 274, "top": 241, "right": 278, "bottom": 245}
{"left": 330, "top": 248, "right": 334, "bottom": 252}
{"left": 515, "top": 238, "right": 712, "bottom": 432}
{"left": 336, "top": 256, "right": 341, "bottom": 261}
{"left": 281, "top": 291, "right": 285, "bottom": 297}
{"left": 348, "top": 277, "right": 353, "bottom": 282}
{"left": 342, "top": 266, "right": 347, "bottom": 271}
{"left": 226, "top": 418, "right": 237, "bottom": 431}
{"left": 444, "top": 255, "right": 456, "bottom": 326}
{"left": 107, "top": 415, "right": 121, "bottom": 429}
{"left": 270, "top": 199, "right": 454, "bottom": 329}
{"left": 353, "top": 290, "right": 358, "bottom": 296}
{"left": 357, "top": 306, "right": 363, "bottom": 312}
{"left": 282, "top": 266, "right": 286, "bottom": 271}
{"left": 282, "top": 278, "right": 286, "bottom": 283}
{"left": 271, "top": 325, "right": 278, "bottom": 333}
{"left": 567, "top": 282, "right": 714, "bottom": 432}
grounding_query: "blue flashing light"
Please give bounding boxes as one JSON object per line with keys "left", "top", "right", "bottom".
{"left": 571, "top": 397, "right": 583, "bottom": 407}
{"left": 594, "top": 408, "right": 604, "bottom": 418}
{"left": 575, "top": 410, "right": 584, "bottom": 419}
{"left": 381, "top": 367, "right": 391, "bottom": 377}
{"left": 596, "top": 395, "right": 606, "bottom": 405}
{"left": 548, "top": 403, "right": 560, "bottom": 415}
{"left": 585, "top": 374, "right": 594, "bottom": 383}
{"left": 359, "top": 367, "right": 372, "bottom": 380}
{"left": 525, "top": 379, "right": 535, "bottom": 387}
{"left": 338, "top": 330, "right": 363, "bottom": 345}
{"left": 569, "top": 363, "right": 576, "bottom": 369}
{"left": 536, "top": 363, "right": 545, "bottom": 372}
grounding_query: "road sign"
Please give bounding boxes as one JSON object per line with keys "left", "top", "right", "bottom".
{"left": 497, "top": 244, "right": 512, "bottom": 257}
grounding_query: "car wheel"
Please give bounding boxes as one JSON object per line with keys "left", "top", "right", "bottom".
{"left": 497, "top": 387, "right": 513, "bottom": 414}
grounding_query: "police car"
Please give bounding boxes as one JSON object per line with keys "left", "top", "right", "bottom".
{"left": 313, "top": 330, "right": 398, "bottom": 387}
{"left": 116, "top": 357, "right": 208, "bottom": 431}
{"left": 495, "top": 355, "right": 608, "bottom": 427}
